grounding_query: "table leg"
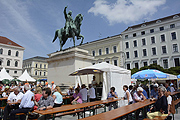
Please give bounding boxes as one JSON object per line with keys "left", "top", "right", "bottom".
{"left": 83, "top": 107, "right": 86, "bottom": 118}
{"left": 104, "top": 104, "right": 106, "bottom": 112}
{"left": 53, "top": 114, "right": 55, "bottom": 120}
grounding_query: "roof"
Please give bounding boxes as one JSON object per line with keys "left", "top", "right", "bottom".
{"left": 123, "top": 13, "right": 180, "bottom": 32}
{"left": 24, "top": 56, "right": 48, "bottom": 61}
{"left": 0, "top": 36, "right": 24, "bottom": 48}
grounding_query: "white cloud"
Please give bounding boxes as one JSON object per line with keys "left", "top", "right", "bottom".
{"left": 88, "top": 0, "right": 166, "bottom": 25}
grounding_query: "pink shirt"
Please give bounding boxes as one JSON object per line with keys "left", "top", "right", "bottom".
{"left": 73, "top": 92, "right": 82, "bottom": 103}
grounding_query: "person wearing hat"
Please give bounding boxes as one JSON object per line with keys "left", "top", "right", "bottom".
{"left": 170, "top": 83, "right": 175, "bottom": 93}
{"left": 45, "top": 82, "right": 51, "bottom": 88}
{"left": 80, "top": 84, "right": 87, "bottom": 103}
{"left": 51, "top": 81, "right": 56, "bottom": 92}
{"left": 150, "top": 84, "right": 159, "bottom": 101}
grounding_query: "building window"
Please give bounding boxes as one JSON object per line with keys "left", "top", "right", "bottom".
{"left": 15, "top": 61, "right": 18, "bottom": 67}
{"left": 92, "top": 63, "right": 95, "bottom": 65}
{"left": 44, "top": 72, "right": 46, "bottom": 76}
{"left": 92, "top": 51, "right": 95, "bottom": 56}
{"left": 106, "top": 61, "right": 109, "bottom": 63}
{"left": 174, "top": 58, "right": 180, "bottom": 67}
{"left": 8, "top": 50, "right": 11, "bottom": 56}
{"left": 151, "top": 36, "right": 155, "bottom": 44}
{"left": 153, "top": 60, "right": 157, "bottom": 64}
{"left": 0, "top": 48, "right": 3, "bottom": 54}
{"left": 99, "top": 49, "right": 102, "bottom": 55}
{"left": 125, "top": 35, "right": 128, "bottom": 39}
{"left": 0, "top": 60, "right": 1, "bottom": 65}
{"left": 114, "top": 60, "right": 117, "bottom": 66}
{"left": 134, "top": 50, "right": 138, "bottom": 58}
{"left": 161, "top": 34, "right": 165, "bottom": 42}
{"left": 162, "top": 46, "right": 167, "bottom": 54}
{"left": 16, "top": 51, "right": 19, "bottom": 57}
{"left": 152, "top": 47, "right": 156, "bottom": 55}
{"left": 143, "top": 62, "right": 148, "bottom": 67}
{"left": 106, "top": 48, "right": 109, "bottom": 54}
{"left": 125, "top": 42, "right": 129, "bottom": 48}
{"left": 170, "top": 24, "right": 175, "bottom": 28}
{"left": 141, "top": 31, "right": 145, "bottom": 35}
{"left": 40, "top": 72, "right": 41, "bottom": 76}
{"left": 133, "top": 33, "right": 136, "bottom": 37}
{"left": 142, "top": 38, "right": 146, "bottom": 45}
{"left": 133, "top": 40, "right": 137, "bottom": 47}
{"left": 7, "top": 60, "right": 10, "bottom": 66}
{"left": 14, "top": 71, "right": 17, "bottom": 74}
{"left": 135, "top": 63, "right": 139, "bottom": 69}
{"left": 35, "top": 71, "right": 37, "bottom": 75}
{"left": 6, "top": 70, "right": 9, "bottom": 73}
{"left": 40, "top": 64, "right": 42, "bottom": 68}
{"left": 126, "top": 52, "right": 129, "bottom": 59}
{"left": 44, "top": 64, "right": 46, "bottom": 68}
{"left": 150, "top": 29, "right": 154, "bottom": 33}
{"left": 113, "top": 46, "right": 117, "bottom": 53}
{"left": 143, "top": 49, "right": 147, "bottom": 56}
{"left": 159, "top": 26, "right": 164, "bottom": 31}
{"left": 171, "top": 32, "right": 176, "bottom": 40}
{"left": 173, "top": 44, "right": 178, "bottom": 52}
{"left": 36, "top": 64, "right": 38, "bottom": 68}
{"left": 127, "top": 64, "right": 130, "bottom": 69}
{"left": 163, "top": 59, "right": 168, "bottom": 68}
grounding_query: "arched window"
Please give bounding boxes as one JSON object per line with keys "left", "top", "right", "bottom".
{"left": 40, "top": 71, "right": 41, "bottom": 76}
{"left": 35, "top": 71, "right": 37, "bottom": 75}
{"left": 15, "top": 61, "right": 18, "bottom": 67}
{"left": 8, "top": 50, "right": 11, "bottom": 56}
{"left": 0, "top": 48, "right": 3, "bottom": 54}
{"left": 16, "top": 51, "right": 19, "bottom": 57}
{"left": 44, "top": 72, "right": 46, "bottom": 76}
{"left": 7, "top": 60, "right": 10, "bottom": 66}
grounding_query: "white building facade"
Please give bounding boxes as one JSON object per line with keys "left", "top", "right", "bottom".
{"left": 0, "top": 36, "right": 25, "bottom": 78}
{"left": 78, "top": 35, "right": 125, "bottom": 68}
{"left": 121, "top": 13, "right": 180, "bottom": 69}
{"left": 23, "top": 56, "right": 48, "bottom": 80}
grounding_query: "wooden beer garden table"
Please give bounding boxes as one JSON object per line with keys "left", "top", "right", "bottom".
{"left": 79, "top": 99, "right": 155, "bottom": 120}
{"left": 34, "top": 98, "right": 121, "bottom": 120}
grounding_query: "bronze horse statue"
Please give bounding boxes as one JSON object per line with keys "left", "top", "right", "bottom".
{"left": 52, "top": 13, "right": 84, "bottom": 51}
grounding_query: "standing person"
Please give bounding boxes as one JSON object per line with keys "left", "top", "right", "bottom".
{"left": 165, "top": 83, "right": 171, "bottom": 92}
{"left": 53, "top": 86, "right": 63, "bottom": 107}
{"left": 3, "top": 87, "right": 24, "bottom": 120}
{"left": 80, "top": 84, "right": 87, "bottom": 103}
{"left": 88, "top": 84, "right": 96, "bottom": 102}
{"left": 71, "top": 88, "right": 82, "bottom": 104}
{"left": 9, "top": 85, "right": 34, "bottom": 120}
{"left": 150, "top": 84, "right": 158, "bottom": 100}
{"left": 147, "top": 86, "right": 168, "bottom": 119}
{"left": 123, "top": 85, "right": 133, "bottom": 104}
{"left": 170, "top": 84, "right": 175, "bottom": 93}
{"left": 91, "top": 76, "right": 97, "bottom": 88}
{"left": 51, "top": 81, "right": 56, "bottom": 92}
{"left": 107, "top": 87, "right": 118, "bottom": 111}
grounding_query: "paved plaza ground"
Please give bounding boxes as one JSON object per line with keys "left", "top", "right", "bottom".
{"left": 54, "top": 106, "right": 180, "bottom": 120}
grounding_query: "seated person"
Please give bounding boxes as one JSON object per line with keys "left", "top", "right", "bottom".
{"left": 3, "top": 87, "right": 24, "bottom": 120}
{"left": 150, "top": 84, "right": 158, "bottom": 101}
{"left": 71, "top": 88, "right": 82, "bottom": 104}
{"left": 36, "top": 87, "right": 54, "bottom": 120}
{"left": 147, "top": 86, "right": 168, "bottom": 119}
{"left": 2, "top": 86, "right": 10, "bottom": 97}
{"left": 9, "top": 85, "right": 34, "bottom": 120}
{"left": 53, "top": 86, "right": 63, "bottom": 107}
{"left": 123, "top": 85, "right": 133, "bottom": 104}
{"left": 107, "top": 87, "right": 118, "bottom": 111}
{"left": 34, "top": 87, "right": 42, "bottom": 110}
{"left": 165, "top": 91, "right": 172, "bottom": 115}
{"left": 67, "top": 86, "right": 74, "bottom": 96}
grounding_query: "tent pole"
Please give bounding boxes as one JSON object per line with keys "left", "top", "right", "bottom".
{"left": 87, "top": 74, "right": 89, "bottom": 85}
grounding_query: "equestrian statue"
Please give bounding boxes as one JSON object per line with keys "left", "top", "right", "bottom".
{"left": 52, "top": 6, "right": 84, "bottom": 51}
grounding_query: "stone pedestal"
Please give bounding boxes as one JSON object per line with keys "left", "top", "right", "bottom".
{"left": 47, "top": 47, "right": 94, "bottom": 87}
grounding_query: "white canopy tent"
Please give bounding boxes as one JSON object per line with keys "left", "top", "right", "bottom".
{"left": 0, "top": 67, "right": 13, "bottom": 81}
{"left": 70, "top": 62, "right": 131, "bottom": 100}
{"left": 18, "top": 70, "right": 36, "bottom": 82}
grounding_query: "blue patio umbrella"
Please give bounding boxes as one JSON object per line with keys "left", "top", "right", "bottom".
{"left": 177, "top": 74, "right": 180, "bottom": 78}
{"left": 131, "top": 69, "right": 168, "bottom": 79}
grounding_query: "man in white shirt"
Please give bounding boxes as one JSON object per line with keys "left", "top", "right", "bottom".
{"left": 3, "top": 87, "right": 24, "bottom": 120}
{"left": 10, "top": 85, "right": 34, "bottom": 120}
{"left": 88, "top": 84, "right": 96, "bottom": 102}
{"left": 80, "top": 84, "right": 87, "bottom": 103}
{"left": 51, "top": 81, "right": 56, "bottom": 92}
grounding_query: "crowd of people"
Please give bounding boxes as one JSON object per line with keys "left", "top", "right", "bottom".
{"left": 0, "top": 79, "right": 177, "bottom": 120}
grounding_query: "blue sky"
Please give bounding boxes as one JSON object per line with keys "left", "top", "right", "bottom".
{"left": 0, "top": 0, "right": 180, "bottom": 59}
